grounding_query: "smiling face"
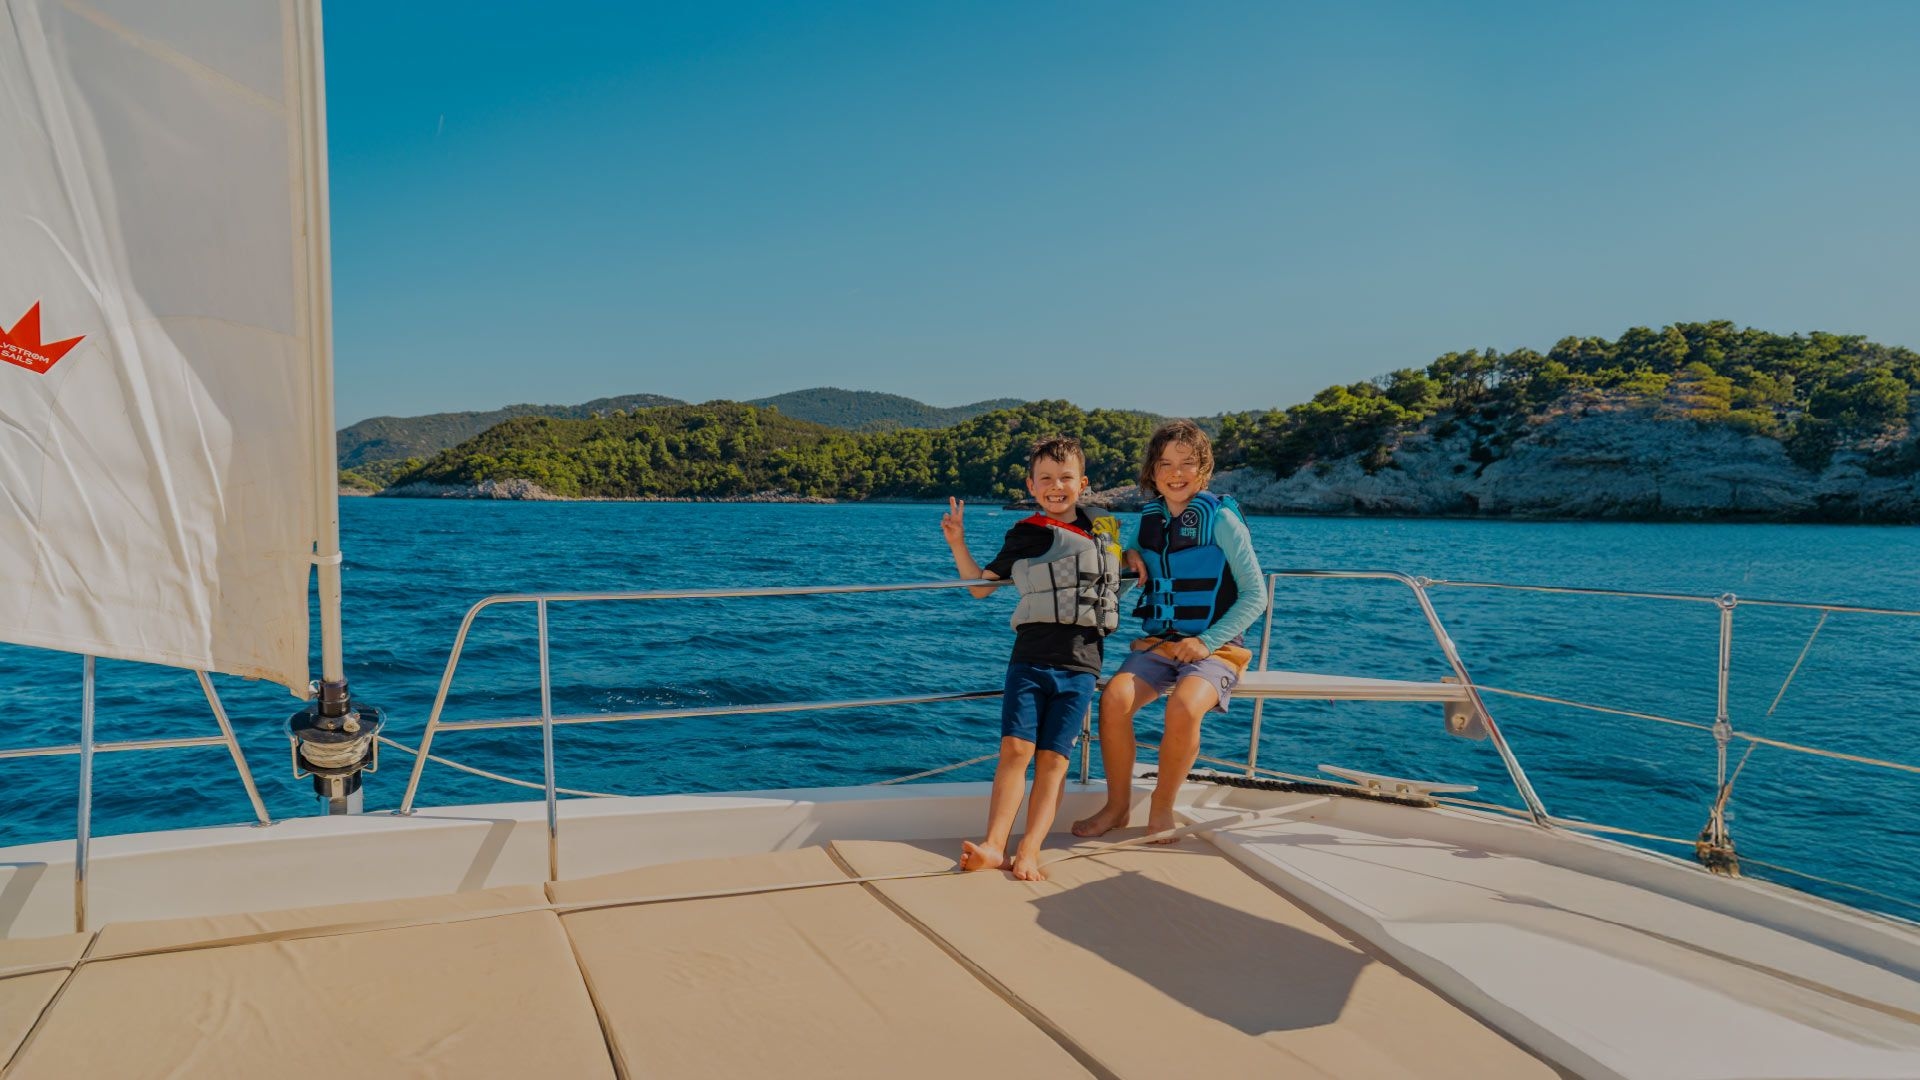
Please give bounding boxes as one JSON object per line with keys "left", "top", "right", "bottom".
{"left": 1027, "top": 452, "right": 1089, "bottom": 521}
{"left": 1138, "top": 420, "right": 1215, "bottom": 507}
{"left": 1153, "top": 441, "right": 1206, "bottom": 508}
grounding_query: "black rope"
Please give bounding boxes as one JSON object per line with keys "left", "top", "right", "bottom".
{"left": 1142, "top": 770, "right": 1436, "bottom": 809}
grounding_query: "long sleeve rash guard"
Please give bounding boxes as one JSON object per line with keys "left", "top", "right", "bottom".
{"left": 1124, "top": 506, "right": 1267, "bottom": 651}
{"left": 1198, "top": 510, "right": 1266, "bottom": 652}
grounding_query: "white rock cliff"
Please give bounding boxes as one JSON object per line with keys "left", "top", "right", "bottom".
{"left": 1197, "top": 409, "right": 1920, "bottom": 521}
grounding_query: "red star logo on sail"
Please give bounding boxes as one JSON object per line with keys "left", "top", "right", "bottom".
{"left": 0, "top": 302, "right": 86, "bottom": 374}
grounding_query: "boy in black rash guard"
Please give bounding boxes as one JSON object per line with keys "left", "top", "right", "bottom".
{"left": 940, "top": 435, "right": 1123, "bottom": 881}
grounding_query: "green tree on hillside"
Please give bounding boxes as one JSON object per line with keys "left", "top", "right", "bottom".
{"left": 1226, "top": 322, "right": 1920, "bottom": 477}
{"left": 380, "top": 322, "right": 1920, "bottom": 500}
{"left": 388, "top": 400, "right": 1152, "bottom": 501}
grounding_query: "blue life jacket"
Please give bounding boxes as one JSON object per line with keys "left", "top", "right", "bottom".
{"left": 1133, "top": 491, "right": 1242, "bottom": 639}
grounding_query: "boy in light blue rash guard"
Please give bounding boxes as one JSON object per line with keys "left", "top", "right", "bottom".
{"left": 1073, "top": 419, "right": 1266, "bottom": 841}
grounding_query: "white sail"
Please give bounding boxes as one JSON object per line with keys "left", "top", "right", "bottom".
{"left": 0, "top": 0, "right": 338, "bottom": 694}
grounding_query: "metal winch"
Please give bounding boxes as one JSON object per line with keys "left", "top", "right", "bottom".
{"left": 288, "top": 679, "right": 385, "bottom": 814}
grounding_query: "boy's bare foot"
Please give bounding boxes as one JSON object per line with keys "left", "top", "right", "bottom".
{"left": 1071, "top": 803, "right": 1129, "bottom": 837}
{"left": 1010, "top": 850, "right": 1046, "bottom": 881}
{"left": 959, "top": 840, "right": 1009, "bottom": 871}
{"left": 1146, "top": 807, "right": 1180, "bottom": 844}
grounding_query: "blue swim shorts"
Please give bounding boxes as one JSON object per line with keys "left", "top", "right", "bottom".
{"left": 1115, "top": 643, "right": 1244, "bottom": 714}
{"left": 1001, "top": 662, "right": 1097, "bottom": 759}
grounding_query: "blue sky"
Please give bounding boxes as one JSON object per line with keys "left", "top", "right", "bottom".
{"left": 323, "top": 1, "right": 1920, "bottom": 425}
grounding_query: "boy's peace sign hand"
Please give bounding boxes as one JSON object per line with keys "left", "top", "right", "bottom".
{"left": 940, "top": 497, "right": 967, "bottom": 547}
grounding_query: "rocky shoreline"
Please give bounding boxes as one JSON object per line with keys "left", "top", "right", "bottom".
{"left": 355, "top": 409, "right": 1920, "bottom": 523}
{"left": 1200, "top": 408, "right": 1920, "bottom": 523}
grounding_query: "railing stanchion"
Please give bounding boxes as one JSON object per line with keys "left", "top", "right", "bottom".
{"left": 400, "top": 596, "right": 503, "bottom": 814}
{"left": 539, "top": 599, "right": 558, "bottom": 882}
{"left": 75, "top": 654, "right": 95, "bottom": 933}
{"left": 1715, "top": 596, "right": 1735, "bottom": 793}
{"left": 1402, "top": 576, "right": 1552, "bottom": 827}
{"left": 199, "top": 671, "right": 270, "bottom": 825}
{"left": 1078, "top": 704, "right": 1093, "bottom": 785}
{"left": 1697, "top": 595, "right": 1741, "bottom": 875}
{"left": 1246, "top": 573, "right": 1279, "bottom": 777}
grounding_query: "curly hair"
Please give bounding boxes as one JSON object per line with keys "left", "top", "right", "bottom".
{"left": 1136, "top": 420, "right": 1213, "bottom": 496}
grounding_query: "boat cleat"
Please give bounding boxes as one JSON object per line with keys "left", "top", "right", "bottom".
{"left": 1318, "top": 764, "right": 1478, "bottom": 802}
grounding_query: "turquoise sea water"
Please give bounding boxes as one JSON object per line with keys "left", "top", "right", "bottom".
{"left": 4, "top": 501, "right": 1919, "bottom": 920}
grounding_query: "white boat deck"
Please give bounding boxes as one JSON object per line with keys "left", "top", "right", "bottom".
{"left": 4, "top": 831, "right": 1552, "bottom": 1078}
{"left": 1190, "top": 787, "right": 1920, "bottom": 1080}
{"left": 3, "top": 778, "right": 1917, "bottom": 1078}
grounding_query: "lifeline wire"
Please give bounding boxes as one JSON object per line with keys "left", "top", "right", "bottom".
{"left": 1766, "top": 610, "right": 1828, "bottom": 718}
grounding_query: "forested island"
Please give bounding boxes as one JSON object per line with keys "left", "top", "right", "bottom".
{"left": 348, "top": 322, "right": 1920, "bottom": 522}
{"left": 337, "top": 388, "right": 1021, "bottom": 482}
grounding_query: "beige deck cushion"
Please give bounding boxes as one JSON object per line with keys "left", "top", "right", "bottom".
{"left": 554, "top": 846, "right": 1093, "bottom": 1079}
{"left": 831, "top": 835, "right": 1555, "bottom": 1080}
{"left": 0, "top": 932, "right": 90, "bottom": 1066}
{"left": 91, "top": 882, "right": 548, "bottom": 954}
{"left": 7, "top": 890, "right": 612, "bottom": 1079}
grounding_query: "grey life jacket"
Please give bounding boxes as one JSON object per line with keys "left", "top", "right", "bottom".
{"left": 1008, "top": 513, "right": 1122, "bottom": 632}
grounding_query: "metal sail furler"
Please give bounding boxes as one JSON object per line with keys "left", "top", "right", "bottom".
{"left": 276, "top": 0, "right": 385, "bottom": 813}
{"left": 0, "top": 0, "right": 380, "bottom": 814}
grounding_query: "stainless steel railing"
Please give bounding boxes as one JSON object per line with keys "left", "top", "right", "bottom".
{"left": 304, "top": 565, "right": 1920, "bottom": 929}
{"left": 7, "top": 662, "right": 271, "bottom": 931}
{"left": 382, "top": 566, "right": 1920, "bottom": 913}
{"left": 394, "top": 569, "right": 1916, "bottom": 887}
{"left": 1253, "top": 570, "right": 1550, "bottom": 825}
{"left": 394, "top": 571, "right": 1549, "bottom": 881}
{"left": 397, "top": 578, "right": 1042, "bottom": 880}
{"left": 19, "top": 568, "right": 1920, "bottom": 929}
{"left": 1413, "top": 575, "right": 1920, "bottom": 878}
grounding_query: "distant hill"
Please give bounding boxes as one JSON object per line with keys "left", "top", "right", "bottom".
{"left": 364, "top": 322, "right": 1920, "bottom": 520}
{"left": 383, "top": 400, "right": 1150, "bottom": 500}
{"left": 340, "top": 388, "right": 1026, "bottom": 469}
{"left": 747, "top": 388, "right": 1024, "bottom": 431}
{"left": 337, "top": 394, "right": 685, "bottom": 468}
